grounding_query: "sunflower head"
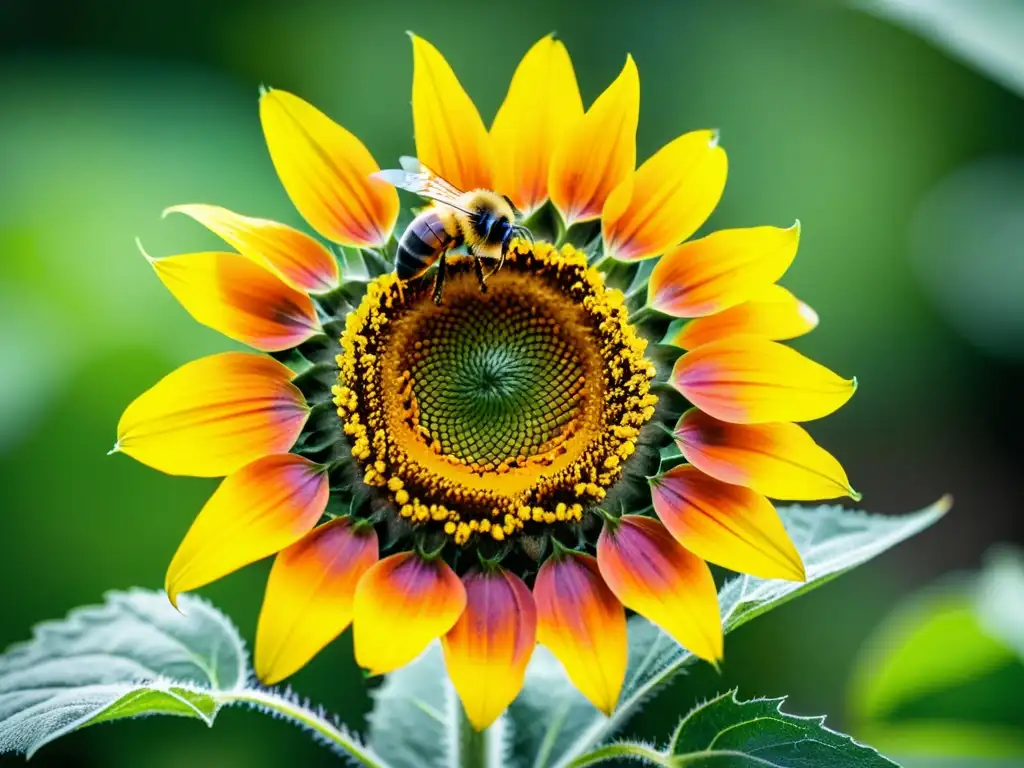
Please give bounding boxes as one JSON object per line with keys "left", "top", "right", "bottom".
{"left": 333, "top": 241, "right": 656, "bottom": 550}
{"left": 114, "top": 33, "right": 858, "bottom": 731}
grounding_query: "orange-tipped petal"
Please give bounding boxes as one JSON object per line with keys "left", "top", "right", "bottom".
{"left": 353, "top": 553, "right": 466, "bottom": 675}
{"left": 147, "top": 248, "right": 321, "bottom": 352}
{"left": 442, "top": 569, "right": 537, "bottom": 730}
{"left": 602, "top": 130, "right": 727, "bottom": 262}
{"left": 165, "top": 454, "right": 328, "bottom": 607}
{"left": 669, "top": 284, "right": 819, "bottom": 350}
{"left": 648, "top": 223, "right": 801, "bottom": 317}
{"left": 411, "top": 34, "right": 492, "bottom": 192}
{"left": 115, "top": 352, "right": 308, "bottom": 477}
{"left": 260, "top": 88, "right": 398, "bottom": 248}
{"left": 596, "top": 516, "right": 722, "bottom": 663}
{"left": 490, "top": 35, "right": 583, "bottom": 214}
{"left": 534, "top": 553, "right": 626, "bottom": 715}
{"left": 549, "top": 55, "right": 639, "bottom": 227}
{"left": 671, "top": 337, "right": 856, "bottom": 424}
{"left": 256, "top": 518, "right": 379, "bottom": 684}
{"left": 164, "top": 204, "right": 339, "bottom": 293}
{"left": 673, "top": 408, "right": 859, "bottom": 501}
{"left": 650, "top": 465, "right": 805, "bottom": 581}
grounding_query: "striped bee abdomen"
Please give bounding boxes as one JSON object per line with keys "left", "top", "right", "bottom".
{"left": 396, "top": 210, "right": 453, "bottom": 280}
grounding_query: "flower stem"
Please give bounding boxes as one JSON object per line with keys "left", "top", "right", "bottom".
{"left": 567, "top": 742, "right": 669, "bottom": 766}
{"left": 457, "top": 711, "right": 489, "bottom": 768}
{"left": 217, "top": 688, "right": 387, "bottom": 767}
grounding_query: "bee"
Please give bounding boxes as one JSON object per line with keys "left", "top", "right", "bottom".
{"left": 373, "top": 157, "right": 533, "bottom": 304}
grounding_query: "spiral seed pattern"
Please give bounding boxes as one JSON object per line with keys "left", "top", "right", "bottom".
{"left": 334, "top": 242, "right": 658, "bottom": 545}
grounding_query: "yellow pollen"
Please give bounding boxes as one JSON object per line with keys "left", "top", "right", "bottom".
{"left": 335, "top": 243, "right": 656, "bottom": 545}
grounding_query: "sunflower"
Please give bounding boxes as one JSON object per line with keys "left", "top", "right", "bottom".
{"left": 114, "top": 34, "right": 859, "bottom": 730}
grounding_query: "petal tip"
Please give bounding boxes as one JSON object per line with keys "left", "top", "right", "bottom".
{"left": 165, "top": 584, "right": 182, "bottom": 612}
{"left": 937, "top": 493, "right": 955, "bottom": 514}
{"left": 798, "top": 301, "right": 820, "bottom": 328}
{"left": 135, "top": 237, "right": 156, "bottom": 264}
{"left": 708, "top": 128, "right": 721, "bottom": 148}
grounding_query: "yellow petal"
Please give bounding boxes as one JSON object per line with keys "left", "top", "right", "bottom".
{"left": 166, "top": 454, "right": 328, "bottom": 607}
{"left": 650, "top": 465, "right": 805, "bottom": 581}
{"left": 442, "top": 569, "right": 536, "bottom": 730}
{"left": 352, "top": 552, "right": 466, "bottom": 675}
{"left": 490, "top": 36, "right": 583, "bottom": 214}
{"left": 602, "top": 130, "right": 727, "bottom": 262}
{"left": 147, "top": 248, "right": 321, "bottom": 352}
{"left": 260, "top": 88, "right": 398, "bottom": 247}
{"left": 115, "top": 352, "right": 308, "bottom": 477}
{"left": 534, "top": 553, "right": 627, "bottom": 715}
{"left": 648, "top": 223, "right": 801, "bottom": 317}
{"left": 411, "top": 34, "right": 493, "bottom": 192}
{"left": 164, "top": 204, "right": 339, "bottom": 293}
{"left": 597, "top": 516, "right": 723, "bottom": 664}
{"left": 669, "top": 284, "right": 818, "bottom": 350}
{"left": 672, "top": 337, "right": 856, "bottom": 423}
{"left": 256, "top": 518, "right": 379, "bottom": 684}
{"left": 673, "top": 408, "right": 859, "bottom": 501}
{"left": 549, "top": 55, "right": 639, "bottom": 227}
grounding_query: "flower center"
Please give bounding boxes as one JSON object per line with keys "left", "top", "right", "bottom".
{"left": 334, "top": 242, "right": 658, "bottom": 545}
{"left": 403, "top": 281, "right": 588, "bottom": 467}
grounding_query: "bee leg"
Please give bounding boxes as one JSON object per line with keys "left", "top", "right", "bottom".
{"left": 433, "top": 250, "right": 449, "bottom": 305}
{"left": 485, "top": 244, "right": 507, "bottom": 280}
{"left": 472, "top": 255, "right": 488, "bottom": 294}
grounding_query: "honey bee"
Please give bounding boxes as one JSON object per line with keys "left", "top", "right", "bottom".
{"left": 373, "top": 157, "right": 533, "bottom": 304}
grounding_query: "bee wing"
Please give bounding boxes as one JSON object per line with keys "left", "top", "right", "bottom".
{"left": 373, "top": 156, "right": 469, "bottom": 211}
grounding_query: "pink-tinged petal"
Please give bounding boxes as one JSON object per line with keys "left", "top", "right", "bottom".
{"left": 145, "top": 247, "right": 321, "bottom": 352}
{"left": 115, "top": 352, "right": 308, "bottom": 477}
{"left": 602, "top": 130, "right": 727, "bottom": 262}
{"left": 673, "top": 408, "right": 859, "bottom": 501}
{"left": 597, "top": 516, "right": 722, "bottom": 663}
{"left": 648, "top": 224, "right": 800, "bottom": 317}
{"left": 165, "top": 204, "right": 339, "bottom": 293}
{"left": 650, "top": 465, "right": 805, "bottom": 581}
{"left": 442, "top": 568, "right": 537, "bottom": 730}
{"left": 256, "top": 518, "right": 379, "bottom": 684}
{"left": 669, "top": 284, "right": 819, "bottom": 350}
{"left": 165, "top": 454, "right": 328, "bottom": 607}
{"left": 534, "top": 553, "right": 626, "bottom": 715}
{"left": 671, "top": 337, "right": 856, "bottom": 424}
{"left": 260, "top": 88, "right": 399, "bottom": 248}
{"left": 353, "top": 553, "right": 466, "bottom": 675}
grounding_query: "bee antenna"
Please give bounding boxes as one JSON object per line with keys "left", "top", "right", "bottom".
{"left": 513, "top": 225, "right": 534, "bottom": 244}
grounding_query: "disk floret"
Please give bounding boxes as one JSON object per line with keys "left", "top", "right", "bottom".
{"left": 334, "top": 241, "right": 657, "bottom": 545}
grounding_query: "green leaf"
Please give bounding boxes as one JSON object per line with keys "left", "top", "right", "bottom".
{"left": 368, "top": 645, "right": 452, "bottom": 768}
{"left": 567, "top": 692, "right": 896, "bottom": 767}
{"left": 849, "top": 547, "right": 1024, "bottom": 758}
{"left": 521, "top": 498, "right": 949, "bottom": 768}
{"left": 719, "top": 497, "right": 952, "bottom": 633}
{"left": 0, "top": 589, "right": 387, "bottom": 766}
{"left": 368, "top": 644, "right": 508, "bottom": 768}
{"left": 859, "top": 0, "right": 1024, "bottom": 99}
{"left": 0, "top": 588, "right": 245, "bottom": 757}
{"left": 665, "top": 690, "right": 896, "bottom": 766}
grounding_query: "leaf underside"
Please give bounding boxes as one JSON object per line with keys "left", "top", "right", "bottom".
{"left": 0, "top": 588, "right": 246, "bottom": 757}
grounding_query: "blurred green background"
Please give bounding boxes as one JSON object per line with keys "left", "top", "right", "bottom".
{"left": 2, "top": 0, "right": 1023, "bottom": 765}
